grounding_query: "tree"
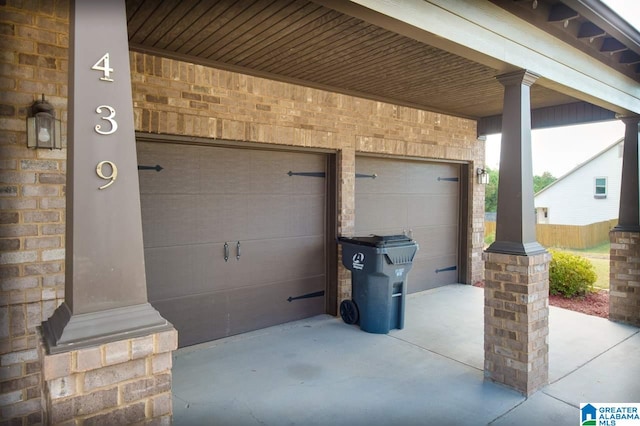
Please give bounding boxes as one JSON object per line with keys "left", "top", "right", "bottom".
{"left": 484, "top": 169, "right": 555, "bottom": 212}
{"left": 533, "top": 171, "right": 557, "bottom": 193}
{"left": 484, "top": 167, "right": 499, "bottom": 212}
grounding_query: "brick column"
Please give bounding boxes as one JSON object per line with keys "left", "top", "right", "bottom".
{"left": 484, "top": 69, "right": 549, "bottom": 396}
{"left": 483, "top": 251, "right": 550, "bottom": 396}
{"left": 471, "top": 154, "right": 487, "bottom": 285}
{"left": 609, "top": 232, "right": 640, "bottom": 326}
{"left": 40, "top": 329, "right": 177, "bottom": 424}
{"left": 609, "top": 116, "right": 640, "bottom": 326}
{"left": 609, "top": 115, "right": 640, "bottom": 326}
{"left": 337, "top": 147, "right": 356, "bottom": 309}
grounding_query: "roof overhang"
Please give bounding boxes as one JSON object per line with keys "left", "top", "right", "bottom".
{"left": 329, "top": 0, "right": 639, "bottom": 114}
{"left": 126, "top": 0, "right": 640, "bottom": 134}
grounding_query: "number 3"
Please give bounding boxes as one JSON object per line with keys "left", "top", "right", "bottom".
{"left": 96, "top": 161, "right": 118, "bottom": 190}
{"left": 95, "top": 105, "right": 118, "bottom": 135}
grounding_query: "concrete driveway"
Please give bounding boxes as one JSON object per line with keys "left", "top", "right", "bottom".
{"left": 171, "top": 285, "right": 640, "bottom": 425}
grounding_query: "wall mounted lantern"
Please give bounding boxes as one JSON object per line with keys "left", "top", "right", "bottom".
{"left": 27, "top": 94, "right": 61, "bottom": 149}
{"left": 476, "top": 167, "right": 489, "bottom": 185}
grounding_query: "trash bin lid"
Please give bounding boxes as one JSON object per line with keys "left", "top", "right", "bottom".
{"left": 338, "top": 234, "right": 414, "bottom": 248}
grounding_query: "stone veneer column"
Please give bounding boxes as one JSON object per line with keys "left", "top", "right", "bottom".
{"left": 609, "top": 232, "right": 640, "bottom": 326}
{"left": 483, "top": 251, "right": 550, "bottom": 395}
{"left": 609, "top": 115, "right": 640, "bottom": 326}
{"left": 41, "top": 329, "right": 177, "bottom": 424}
{"left": 337, "top": 147, "right": 356, "bottom": 309}
{"left": 484, "top": 70, "right": 549, "bottom": 395}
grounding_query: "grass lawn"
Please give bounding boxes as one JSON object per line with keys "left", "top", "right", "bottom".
{"left": 582, "top": 257, "right": 609, "bottom": 290}
{"left": 553, "top": 242, "right": 610, "bottom": 290}
{"left": 483, "top": 232, "right": 610, "bottom": 290}
{"left": 568, "top": 241, "right": 611, "bottom": 255}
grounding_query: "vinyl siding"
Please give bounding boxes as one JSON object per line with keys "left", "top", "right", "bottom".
{"left": 534, "top": 142, "right": 622, "bottom": 225}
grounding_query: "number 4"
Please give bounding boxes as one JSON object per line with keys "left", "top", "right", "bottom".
{"left": 92, "top": 53, "right": 114, "bottom": 82}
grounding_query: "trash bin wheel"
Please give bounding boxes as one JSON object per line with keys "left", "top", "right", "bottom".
{"left": 340, "top": 299, "right": 359, "bottom": 325}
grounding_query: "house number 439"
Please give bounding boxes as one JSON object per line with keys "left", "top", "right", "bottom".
{"left": 92, "top": 52, "right": 119, "bottom": 190}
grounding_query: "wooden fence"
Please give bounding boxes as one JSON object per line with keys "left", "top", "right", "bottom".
{"left": 484, "top": 218, "right": 618, "bottom": 249}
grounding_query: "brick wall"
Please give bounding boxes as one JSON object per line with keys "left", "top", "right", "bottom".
{"left": 1, "top": 1, "right": 68, "bottom": 424}
{"left": 130, "top": 51, "right": 480, "bottom": 157}
{"left": 129, "top": 52, "right": 486, "bottom": 299}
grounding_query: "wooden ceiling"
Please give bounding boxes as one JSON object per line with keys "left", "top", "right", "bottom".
{"left": 126, "top": 0, "right": 597, "bottom": 120}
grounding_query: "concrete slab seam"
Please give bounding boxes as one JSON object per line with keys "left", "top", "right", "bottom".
{"left": 487, "top": 397, "right": 528, "bottom": 425}
{"left": 541, "top": 389, "right": 580, "bottom": 410}
{"left": 387, "top": 334, "right": 483, "bottom": 372}
{"left": 549, "top": 329, "right": 640, "bottom": 385}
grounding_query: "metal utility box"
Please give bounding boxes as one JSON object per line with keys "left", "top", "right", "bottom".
{"left": 338, "top": 235, "right": 418, "bottom": 334}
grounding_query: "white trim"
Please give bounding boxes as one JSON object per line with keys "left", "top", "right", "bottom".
{"left": 594, "top": 176, "right": 608, "bottom": 198}
{"left": 322, "top": 0, "right": 640, "bottom": 114}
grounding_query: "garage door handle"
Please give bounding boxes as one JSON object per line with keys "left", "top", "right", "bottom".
{"left": 236, "top": 241, "right": 241, "bottom": 260}
{"left": 224, "top": 242, "right": 229, "bottom": 262}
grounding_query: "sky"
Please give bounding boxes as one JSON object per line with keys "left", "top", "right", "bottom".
{"left": 485, "top": 0, "right": 638, "bottom": 178}
{"left": 485, "top": 121, "right": 625, "bottom": 177}
{"left": 601, "top": 0, "right": 640, "bottom": 29}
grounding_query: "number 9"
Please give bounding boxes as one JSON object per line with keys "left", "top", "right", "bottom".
{"left": 96, "top": 161, "right": 118, "bottom": 190}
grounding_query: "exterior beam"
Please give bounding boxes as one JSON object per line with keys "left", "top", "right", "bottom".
{"left": 487, "top": 70, "right": 546, "bottom": 256}
{"left": 313, "top": 0, "right": 640, "bottom": 115}
{"left": 477, "top": 101, "right": 616, "bottom": 137}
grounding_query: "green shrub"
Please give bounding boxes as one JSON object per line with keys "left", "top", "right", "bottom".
{"left": 484, "top": 232, "right": 495, "bottom": 246}
{"left": 548, "top": 249, "right": 597, "bottom": 298}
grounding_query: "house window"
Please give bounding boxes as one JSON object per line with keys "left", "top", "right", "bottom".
{"left": 594, "top": 177, "right": 607, "bottom": 199}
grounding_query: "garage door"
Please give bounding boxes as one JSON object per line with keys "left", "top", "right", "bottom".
{"left": 137, "top": 142, "right": 327, "bottom": 347}
{"left": 355, "top": 157, "right": 460, "bottom": 293}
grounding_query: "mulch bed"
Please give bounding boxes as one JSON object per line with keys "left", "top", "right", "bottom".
{"left": 548, "top": 290, "right": 609, "bottom": 318}
{"left": 473, "top": 282, "right": 609, "bottom": 319}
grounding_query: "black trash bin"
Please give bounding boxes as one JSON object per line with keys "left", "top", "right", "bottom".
{"left": 338, "top": 235, "right": 418, "bottom": 334}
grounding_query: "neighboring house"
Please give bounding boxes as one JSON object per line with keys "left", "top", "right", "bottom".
{"left": 534, "top": 138, "right": 623, "bottom": 225}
